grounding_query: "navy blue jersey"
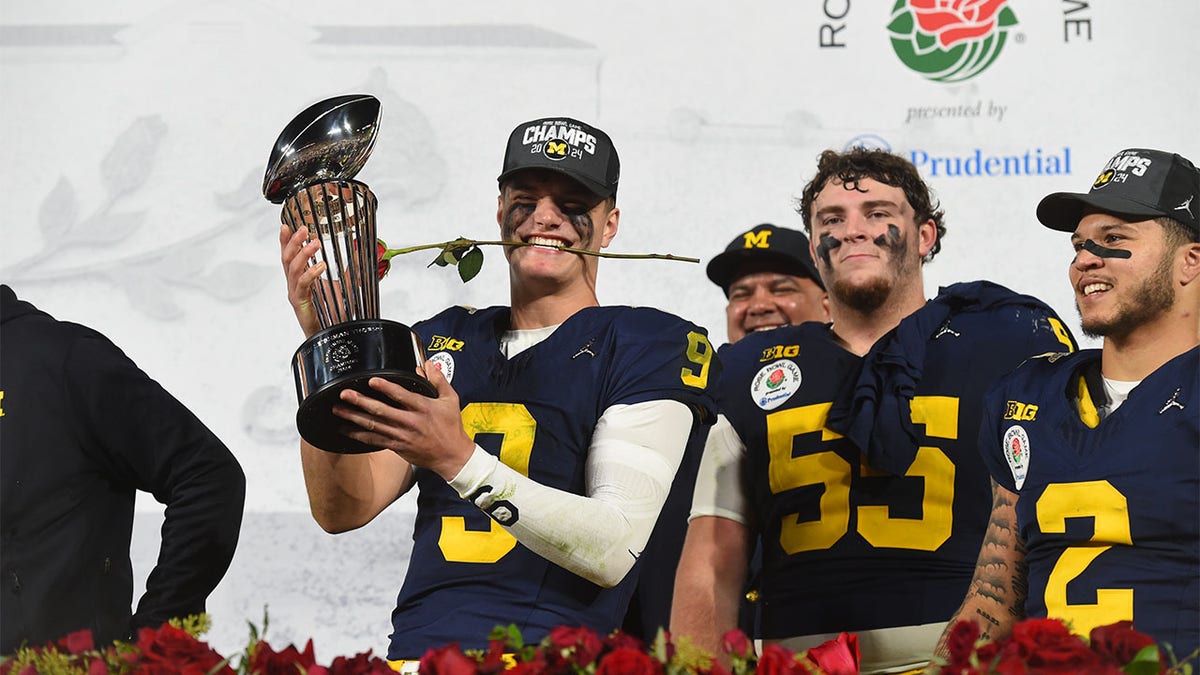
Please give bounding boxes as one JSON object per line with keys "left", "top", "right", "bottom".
{"left": 388, "top": 305, "right": 717, "bottom": 657}
{"left": 980, "top": 348, "right": 1199, "bottom": 655}
{"left": 721, "top": 282, "right": 1075, "bottom": 638}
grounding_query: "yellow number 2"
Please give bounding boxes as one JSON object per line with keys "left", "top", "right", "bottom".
{"left": 1036, "top": 481, "right": 1133, "bottom": 637}
{"left": 438, "top": 403, "right": 536, "bottom": 564}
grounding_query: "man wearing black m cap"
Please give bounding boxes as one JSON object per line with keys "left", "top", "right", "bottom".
{"left": 706, "top": 224, "right": 828, "bottom": 343}
{"left": 279, "top": 117, "right": 718, "bottom": 663}
{"left": 939, "top": 148, "right": 1199, "bottom": 660}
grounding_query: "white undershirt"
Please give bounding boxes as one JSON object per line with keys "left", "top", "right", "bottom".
{"left": 500, "top": 324, "right": 559, "bottom": 358}
{"left": 1101, "top": 376, "right": 1140, "bottom": 418}
{"left": 689, "top": 414, "right": 751, "bottom": 524}
{"left": 445, "top": 324, "right": 695, "bottom": 588}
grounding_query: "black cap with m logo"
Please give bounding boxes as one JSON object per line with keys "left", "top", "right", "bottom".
{"left": 497, "top": 117, "right": 620, "bottom": 199}
{"left": 1037, "top": 148, "right": 1199, "bottom": 232}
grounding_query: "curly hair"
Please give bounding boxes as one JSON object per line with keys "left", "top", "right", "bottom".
{"left": 796, "top": 148, "right": 947, "bottom": 262}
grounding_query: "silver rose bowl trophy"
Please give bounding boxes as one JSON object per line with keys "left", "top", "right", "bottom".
{"left": 263, "top": 94, "right": 436, "bottom": 454}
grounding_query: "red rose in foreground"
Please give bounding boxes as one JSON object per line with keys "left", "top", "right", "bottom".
{"left": 974, "top": 640, "right": 1028, "bottom": 675}
{"left": 602, "top": 631, "right": 644, "bottom": 653}
{"left": 476, "top": 638, "right": 509, "bottom": 675}
{"left": 418, "top": 643, "right": 477, "bottom": 675}
{"left": 942, "top": 620, "right": 981, "bottom": 668}
{"left": 327, "top": 650, "right": 394, "bottom": 675}
{"left": 1008, "top": 618, "right": 1107, "bottom": 672}
{"left": 721, "top": 629, "right": 754, "bottom": 660}
{"left": 1089, "top": 621, "right": 1162, "bottom": 670}
{"left": 596, "top": 647, "right": 663, "bottom": 675}
{"left": 247, "top": 638, "right": 320, "bottom": 674}
{"left": 133, "top": 624, "right": 232, "bottom": 675}
{"left": 756, "top": 643, "right": 805, "bottom": 675}
{"left": 547, "top": 625, "right": 603, "bottom": 667}
{"left": 805, "top": 632, "right": 859, "bottom": 675}
{"left": 57, "top": 629, "right": 95, "bottom": 654}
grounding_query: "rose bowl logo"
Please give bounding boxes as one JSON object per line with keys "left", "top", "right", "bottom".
{"left": 887, "top": 0, "right": 1018, "bottom": 83}
{"left": 766, "top": 368, "right": 785, "bottom": 389}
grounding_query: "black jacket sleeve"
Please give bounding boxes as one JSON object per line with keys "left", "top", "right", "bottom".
{"left": 65, "top": 332, "right": 246, "bottom": 631}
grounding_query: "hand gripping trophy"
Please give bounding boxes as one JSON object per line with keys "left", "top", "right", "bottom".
{"left": 263, "top": 94, "right": 435, "bottom": 454}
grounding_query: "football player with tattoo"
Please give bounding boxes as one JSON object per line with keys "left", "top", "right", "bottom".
{"left": 671, "top": 148, "right": 1076, "bottom": 673}
{"left": 279, "top": 117, "right": 718, "bottom": 665}
{"left": 938, "top": 149, "right": 1200, "bottom": 659}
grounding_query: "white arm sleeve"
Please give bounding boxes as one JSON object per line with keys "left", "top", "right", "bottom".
{"left": 688, "top": 414, "right": 751, "bottom": 524}
{"left": 447, "top": 399, "right": 694, "bottom": 588}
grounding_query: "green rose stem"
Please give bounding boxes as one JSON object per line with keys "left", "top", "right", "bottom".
{"left": 381, "top": 238, "right": 699, "bottom": 263}
{"left": 378, "top": 237, "right": 699, "bottom": 282}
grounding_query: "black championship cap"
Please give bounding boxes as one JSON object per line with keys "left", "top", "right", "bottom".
{"left": 706, "top": 224, "right": 825, "bottom": 295}
{"left": 1037, "top": 148, "right": 1200, "bottom": 233}
{"left": 497, "top": 117, "right": 620, "bottom": 199}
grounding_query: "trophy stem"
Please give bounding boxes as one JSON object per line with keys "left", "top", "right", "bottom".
{"left": 317, "top": 183, "right": 361, "bottom": 322}
{"left": 281, "top": 180, "right": 380, "bottom": 329}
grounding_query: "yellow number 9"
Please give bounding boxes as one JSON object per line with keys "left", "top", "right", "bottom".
{"left": 681, "top": 331, "right": 712, "bottom": 389}
{"left": 1047, "top": 317, "right": 1076, "bottom": 352}
{"left": 438, "top": 402, "right": 536, "bottom": 564}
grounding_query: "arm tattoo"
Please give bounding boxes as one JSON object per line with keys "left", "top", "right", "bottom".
{"left": 1010, "top": 543, "right": 1029, "bottom": 619}
{"left": 940, "top": 482, "right": 1027, "bottom": 650}
{"left": 974, "top": 608, "right": 1001, "bottom": 642}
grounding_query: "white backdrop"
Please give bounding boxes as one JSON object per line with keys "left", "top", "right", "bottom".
{"left": 2, "top": 0, "right": 1198, "bottom": 660}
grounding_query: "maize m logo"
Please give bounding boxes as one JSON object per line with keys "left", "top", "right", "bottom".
{"left": 887, "top": 0, "right": 1019, "bottom": 83}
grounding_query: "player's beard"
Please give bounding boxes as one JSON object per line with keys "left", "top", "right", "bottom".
{"left": 829, "top": 225, "right": 918, "bottom": 314}
{"left": 1079, "top": 249, "right": 1175, "bottom": 339}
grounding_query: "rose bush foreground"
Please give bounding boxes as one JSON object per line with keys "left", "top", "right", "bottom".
{"left": 0, "top": 619, "right": 857, "bottom": 675}
{"left": 6, "top": 616, "right": 1197, "bottom": 675}
{"left": 936, "top": 617, "right": 1197, "bottom": 674}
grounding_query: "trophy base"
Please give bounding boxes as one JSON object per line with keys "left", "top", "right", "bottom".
{"left": 292, "top": 319, "right": 437, "bottom": 455}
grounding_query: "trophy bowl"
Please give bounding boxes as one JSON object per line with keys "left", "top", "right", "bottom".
{"left": 266, "top": 95, "right": 436, "bottom": 454}
{"left": 263, "top": 94, "right": 382, "bottom": 204}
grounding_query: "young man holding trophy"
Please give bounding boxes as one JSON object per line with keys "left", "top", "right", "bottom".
{"left": 277, "top": 114, "right": 717, "bottom": 663}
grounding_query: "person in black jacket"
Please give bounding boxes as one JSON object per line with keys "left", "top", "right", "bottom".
{"left": 0, "top": 284, "right": 246, "bottom": 653}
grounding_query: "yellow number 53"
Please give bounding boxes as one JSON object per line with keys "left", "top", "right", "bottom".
{"left": 767, "top": 396, "right": 958, "bottom": 553}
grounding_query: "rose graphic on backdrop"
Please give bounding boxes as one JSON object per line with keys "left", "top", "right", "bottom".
{"left": 887, "top": 0, "right": 1018, "bottom": 83}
